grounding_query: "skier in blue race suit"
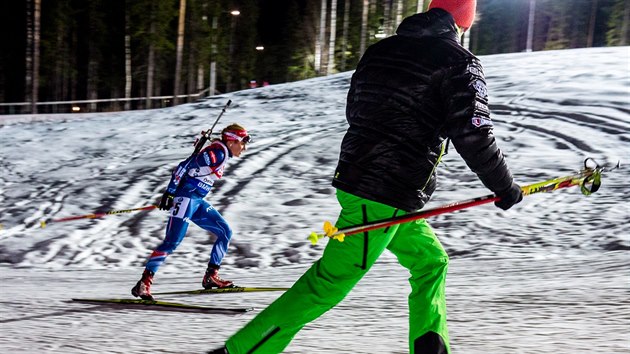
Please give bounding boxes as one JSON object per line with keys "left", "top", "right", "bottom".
{"left": 132, "top": 123, "right": 252, "bottom": 300}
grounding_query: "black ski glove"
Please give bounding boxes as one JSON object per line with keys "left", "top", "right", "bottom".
{"left": 494, "top": 182, "right": 523, "bottom": 210}
{"left": 158, "top": 192, "right": 175, "bottom": 211}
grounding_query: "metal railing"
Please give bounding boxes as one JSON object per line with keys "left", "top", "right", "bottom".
{"left": 0, "top": 88, "right": 214, "bottom": 115}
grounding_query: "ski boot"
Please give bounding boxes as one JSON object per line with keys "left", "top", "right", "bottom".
{"left": 202, "top": 266, "right": 234, "bottom": 289}
{"left": 131, "top": 269, "right": 155, "bottom": 301}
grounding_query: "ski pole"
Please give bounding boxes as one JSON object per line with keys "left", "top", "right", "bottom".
{"left": 40, "top": 205, "right": 157, "bottom": 228}
{"left": 191, "top": 99, "right": 232, "bottom": 156}
{"left": 308, "top": 158, "right": 619, "bottom": 244}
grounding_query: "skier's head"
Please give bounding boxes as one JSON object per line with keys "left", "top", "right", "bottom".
{"left": 221, "top": 123, "right": 251, "bottom": 157}
{"left": 428, "top": 0, "right": 477, "bottom": 32}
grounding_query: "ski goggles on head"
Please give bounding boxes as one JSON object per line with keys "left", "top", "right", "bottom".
{"left": 223, "top": 131, "right": 252, "bottom": 144}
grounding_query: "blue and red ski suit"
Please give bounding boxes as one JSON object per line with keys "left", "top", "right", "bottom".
{"left": 145, "top": 140, "right": 233, "bottom": 273}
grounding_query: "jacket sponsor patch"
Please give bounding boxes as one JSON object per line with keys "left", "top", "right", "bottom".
{"left": 472, "top": 79, "right": 487, "bottom": 97}
{"left": 471, "top": 116, "right": 493, "bottom": 128}
{"left": 474, "top": 100, "right": 489, "bottom": 114}
{"left": 466, "top": 63, "right": 483, "bottom": 77}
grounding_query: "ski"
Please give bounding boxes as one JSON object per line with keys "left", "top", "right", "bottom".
{"left": 152, "top": 286, "right": 289, "bottom": 296}
{"left": 72, "top": 298, "right": 253, "bottom": 313}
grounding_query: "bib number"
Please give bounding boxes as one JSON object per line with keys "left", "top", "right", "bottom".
{"left": 170, "top": 196, "right": 191, "bottom": 219}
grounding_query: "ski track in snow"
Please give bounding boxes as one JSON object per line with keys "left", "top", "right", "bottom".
{"left": 0, "top": 47, "right": 629, "bottom": 353}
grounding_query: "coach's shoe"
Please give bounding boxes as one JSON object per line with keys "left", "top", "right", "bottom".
{"left": 414, "top": 331, "right": 447, "bottom": 354}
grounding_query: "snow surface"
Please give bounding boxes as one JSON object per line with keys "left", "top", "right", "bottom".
{"left": 0, "top": 46, "right": 629, "bottom": 353}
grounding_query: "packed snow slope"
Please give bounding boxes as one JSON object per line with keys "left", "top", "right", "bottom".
{"left": 1, "top": 47, "right": 627, "bottom": 270}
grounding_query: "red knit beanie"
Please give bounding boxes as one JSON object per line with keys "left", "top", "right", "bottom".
{"left": 428, "top": 0, "right": 477, "bottom": 30}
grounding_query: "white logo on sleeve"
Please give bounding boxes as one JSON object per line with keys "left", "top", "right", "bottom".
{"left": 471, "top": 116, "right": 493, "bottom": 128}
{"left": 472, "top": 80, "right": 487, "bottom": 98}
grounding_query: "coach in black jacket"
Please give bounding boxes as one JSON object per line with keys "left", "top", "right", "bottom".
{"left": 333, "top": 5, "right": 522, "bottom": 212}
{"left": 327, "top": 0, "right": 523, "bottom": 352}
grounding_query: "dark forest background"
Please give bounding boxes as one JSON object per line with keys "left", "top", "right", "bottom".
{"left": 1, "top": 0, "right": 628, "bottom": 114}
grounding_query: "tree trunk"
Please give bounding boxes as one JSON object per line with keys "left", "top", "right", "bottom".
{"left": 360, "top": 0, "right": 369, "bottom": 57}
{"left": 315, "top": 0, "right": 327, "bottom": 75}
{"left": 173, "top": 0, "right": 186, "bottom": 106}
{"left": 124, "top": 3, "right": 132, "bottom": 110}
{"left": 417, "top": 0, "right": 425, "bottom": 13}
{"left": 471, "top": 19, "right": 480, "bottom": 53}
{"left": 32, "top": 0, "right": 41, "bottom": 113}
{"left": 383, "top": 0, "right": 392, "bottom": 36}
{"left": 25, "top": 0, "right": 34, "bottom": 113}
{"left": 146, "top": 16, "right": 156, "bottom": 109}
{"left": 70, "top": 29, "right": 78, "bottom": 102}
{"left": 197, "top": 64, "right": 204, "bottom": 92}
{"left": 395, "top": 0, "right": 403, "bottom": 28}
{"left": 621, "top": 0, "right": 629, "bottom": 45}
{"left": 87, "top": 59, "right": 98, "bottom": 112}
{"left": 87, "top": 2, "right": 99, "bottom": 112}
{"left": 54, "top": 29, "right": 63, "bottom": 104}
{"left": 209, "top": 16, "right": 217, "bottom": 96}
{"left": 327, "top": 0, "right": 338, "bottom": 75}
{"left": 187, "top": 50, "right": 195, "bottom": 102}
{"left": 340, "top": 0, "right": 350, "bottom": 72}
{"left": 226, "top": 15, "right": 238, "bottom": 91}
{"left": 526, "top": 0, "right": 536, "bottom": 51}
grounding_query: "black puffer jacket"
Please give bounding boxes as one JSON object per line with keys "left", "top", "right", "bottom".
{"left": 332, "top": 8, "right": 514, "bottom": 212}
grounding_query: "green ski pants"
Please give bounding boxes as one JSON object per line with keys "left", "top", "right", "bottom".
{"left": 226, "top": 190, "right": 450, "bottom": 353}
